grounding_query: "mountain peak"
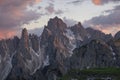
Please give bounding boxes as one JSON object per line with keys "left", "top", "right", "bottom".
{"left": 54, "top": 16, "right": 59, "bottom": 19}
{"left": 75, "top": 22, "right": 83, "bottom": 28}
{"left": 77, "top": 22, "right": 82, "bottom": 26}
{"left": 46, "top": 17, "right": 67, "bottom": 32}
{"left": 22, "top": 28, "right": 28, "bottom": 38}
{"left": 21, "top": 28, "right": 29, "bottom": 49}
{"left": 49, "top": 16, "right": 61, "bottom": 22}
{"left": 70, "top": 21, "right": 88, "bottom": 40}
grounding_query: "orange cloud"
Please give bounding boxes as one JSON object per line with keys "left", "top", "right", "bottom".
{"left": 0, "top": 0, "right": 41, "bottom": 40}
{"left": 35, "top": 0, "right": 41, "bottom": 3}
{"left": 0, "top": 30, "right": 17, "bottom": 39}
{"left": 92, "top": 0, "right": 101, "bottom": 5}
{"left": 101, "top": 27, "right": 120, "bottom": 36}
{"left": 92, "top": 25, "right": 120, "bottom": 36}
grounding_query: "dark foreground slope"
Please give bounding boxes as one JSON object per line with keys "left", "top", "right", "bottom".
{"left": 60, "top": 68, "right": 120, "bottom": 80}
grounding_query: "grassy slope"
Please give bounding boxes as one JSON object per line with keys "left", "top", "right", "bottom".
{"left": 59, "top": 68, "right": 120, "bottom": 80}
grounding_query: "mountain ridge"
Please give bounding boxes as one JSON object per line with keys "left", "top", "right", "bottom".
{"left": 0, "top": 17, "right": 120, "bottom": 80}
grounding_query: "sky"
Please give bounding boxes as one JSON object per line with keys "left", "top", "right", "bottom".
{"left": 0, "top": 0, "right": 120, "bottom": 39}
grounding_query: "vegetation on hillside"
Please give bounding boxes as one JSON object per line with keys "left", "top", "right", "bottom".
{"left": 59, "top": 68, "right": 120, "bottom": 80}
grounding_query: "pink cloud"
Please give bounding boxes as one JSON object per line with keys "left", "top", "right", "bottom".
{"left": 92, "top": 0, "right": 101, "bottom": 5}
{"left": 0, "top": 0, "right": 42, "bottom": 39}
{"left": 92, "top": 0, "right": 119, "bottom": 5}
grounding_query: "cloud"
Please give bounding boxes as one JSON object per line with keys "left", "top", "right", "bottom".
{"left": 55, "top": 10, "right": 63, "bottom": 15}
{"left": 45, "top": 3, "right": 63, "bottom": 15}
{"left": 45, "top": 3, "right": 55, "bottom": 14}
{"left": 28, "top": 27, "right": 44, "bottom": 36}
{"left": 67, "top": 0, "right": 119, "bottom": 5}
{"left": 63, "top": 17, "right": 77, "bottom": 26}
{"left": 92, "top": 0, "right": 120, "bottom": 5}
{"left": 0, "top": 0, "right": 42, "bottom": 39}
{"left": 0, "top": 30, "right": 17, "bottom": 39}
{"left": 67, "top": 0, "right": 83, "bottom": 5}
{"left": 92, "top": 0, "right": 101, "bottom": 5}
{"left": 35, "top": 0, "right": 41, "bottom": 3}
{"left": 49, "top": 0, "right": 54, "bottom": 2}
{"left": 83, "top": 5, "right": 120, "bottom": 35}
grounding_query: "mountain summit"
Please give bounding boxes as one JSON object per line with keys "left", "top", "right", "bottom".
{"left": 20, "top": 28, "right": 29, "bottom": 49}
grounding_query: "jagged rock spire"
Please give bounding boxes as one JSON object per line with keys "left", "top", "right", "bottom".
{"left": 47, "top": 16, "right": 67, "bottom": 32}
{"left": 22, "top": 28, "right": 28, "bottom": 38}
{"left": 70, "top": 22, "right": 88, "bottom": 40}
{"left": 21, "top": 28, "right": 29, "bottom": 49}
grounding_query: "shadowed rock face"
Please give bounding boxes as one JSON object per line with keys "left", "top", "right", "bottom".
{"left": 86, "top": 27, "right": 113, "bottom": 42}
{"left": 69, "top": 40, "right": 114, "bottom": 70}
{"left": 114, "top": 31, "right": 120, "bottom": 40}
{"left": 21, "top": 28, "right": 29, "bottom": 49}
{"left": 40, "top": 17, "right": 71, "bottom": 77}
{"left": 29, "top": 34, "right": 40, "bottom": 52}
{"left": 0, "top": 17, "right": 120, "bottom": 80}
{"left": 19, "top": 28, "right": 31, "bottom": 60}
{"left": 5, "top": 17, "right": 71, "bottom": 80}
{"left": 70, "top": 22, "right": 88, "bottom": 40}
{"left": 0, "top": 37, "right": 19, "bottom": 80}
{"left": 6, "top": 28, "right": 43, "bottom": 80}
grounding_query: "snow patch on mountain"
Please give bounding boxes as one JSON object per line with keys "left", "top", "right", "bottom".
{"left": 64, "top": 29, "right": 77, "bottom": 56}
{"left": 65, "top": 29, "right": 75, "bottom": 40}
{"left": 43, "top": 55, "right": 50, "bottom": 67}
{"left": 109, "top": 46, "right": 116, "bottom": 60}
{"left": 109, "top": 46, "right": 113, "bottom": 51}
{"left": 24, "top": 47, "right": 43, "bottom": 75}
{"left": 87, "top": 34, "right": 91, "bottom": 39}
{"left": 0, "top": 51, "right": 16, "bottom": 80}
{"left": 0, "top": 58, "right": 12, "bottom": 80}
{"left": 0, "top": 55, "right": 1, "bottom": 63}
{"left": 76, "top": 36, "right": 83, "bottom": 41}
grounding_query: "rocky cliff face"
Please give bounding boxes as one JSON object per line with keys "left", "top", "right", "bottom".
{"left": 6, "top": 28, "right": 44, "bottom": 80}
{"left": 86, "top": 27, "right": 113, "bottom": 42}
{"left": 40, "top": 17, "right": 73, "bottom": 79}
{"left": 70, "top": 22, "right": 88, "bottom": 41}
{"left": 0, "top": 17, "right": 120, "bottom": 80}
{"left": 0, "top": 37, "right": 19, "bottom": 80}
{"left": 69, "top": 40, "right": 115, "bottom": 70}
{"left": 114, "top": 31, "right": 120, "bottom": 40}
